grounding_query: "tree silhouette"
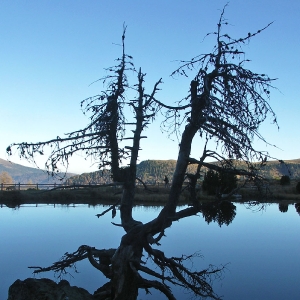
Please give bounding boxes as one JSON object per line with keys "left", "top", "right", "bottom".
{"left": 295, "top": 203, "right": 300, "bottom": 216}
{"left": 7, "top": 5, "right": 278, "bottom": 300}
{"left": 296, "top": 182, "right": 300, "bottom": 194}
{"left": 280, "top": 175, "right": 290, "bottom": 185}
{"left": 202, "top": 170, "right": 219, "bottom": 195}
{"left": 201, "top": 201, "right": 236, "bottom": 227}
{"left": 279, "top": 203, "right": 289, "bottom": 213}
{"left": 202, "top": 169, "right": 237, "bottom": 196}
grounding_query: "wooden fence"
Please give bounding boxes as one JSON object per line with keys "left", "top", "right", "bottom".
{"left": 0, "top": 183, "right": 112, "bottom": 191}
{"left": 0, "top": 181, "right": 172, "bottom": 191}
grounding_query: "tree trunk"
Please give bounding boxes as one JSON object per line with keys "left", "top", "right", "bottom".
{"left": 111, "top": 237, "right": 143, "bottom": 300}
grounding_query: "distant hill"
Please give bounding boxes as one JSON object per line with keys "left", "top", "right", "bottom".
{"left": 8, "top": 157, "right": 300, "bottom": 186}
{"left": 258, "top": 159, "right": 300, "bottom": 179}
{"left": 65, "top": 160, "right": 188, "bottom": 185}
{"left": 64, "top": 169, "right": 112, "bottom": 185}
{"left": 135, "top": 159, "right": 300, "bottom": 181}
{"left": 0, "top": 158, "right": 76, "bottom": 184}
{"left": 65, "top": 158, "right": 300, "bottom": 185}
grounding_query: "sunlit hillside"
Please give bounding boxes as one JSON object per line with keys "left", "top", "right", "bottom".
{"left": 65, "top": 158, "right": 300, "bottom": 185}
{"left": 0, "top": 158, "right": 76, "bottom": 184}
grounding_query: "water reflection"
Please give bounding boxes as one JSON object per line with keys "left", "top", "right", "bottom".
{"left": 279, "top": 203, "right": 289, "bottom": 213}
{"left": 200, "top": 201, "right": 236, "bottom": 226}
{"left": 1, "top": 202, "right": 300, "bottom": 300}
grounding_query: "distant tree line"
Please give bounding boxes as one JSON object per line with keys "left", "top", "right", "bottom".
{"left": 64, "top": 159, "right": 300, "bottom": 187}
{"left": 64, "top": 169, "right": 112, "bottom": 185}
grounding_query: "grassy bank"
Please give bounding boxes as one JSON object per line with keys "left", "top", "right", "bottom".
{"left": 1, "top": 181, "right": 300, "bottom": 208}
{"left": 0, "top": 187, "right": 119, "bottom": 208}
{"left": 237, "top": 179, "right": 300, "bottom": 201}
{"left": 0, "top": 185, "right": 176, "bottom": 208}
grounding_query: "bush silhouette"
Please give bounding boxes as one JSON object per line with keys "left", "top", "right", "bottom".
{"left": 279, "top": 203, "right": 289, "bottom": 213}
{"left": 202, "top": 170, "right": 237, "bottom": 195}
{"left": 202, "top": 170, "right": 219, "bottom": 195}
{"left": 219, "top": 171, "right": 237, "bottom": 194}
{"left": 280, "top": 175, "right": 290, "bottom": 185}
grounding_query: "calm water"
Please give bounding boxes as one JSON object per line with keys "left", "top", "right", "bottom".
{"left": 1, "top": 202, "right": 300, "bottom": 299}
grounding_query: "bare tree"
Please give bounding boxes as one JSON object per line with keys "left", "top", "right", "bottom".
{"left": 7, "top": 6, "right": 278, "bottom": 300}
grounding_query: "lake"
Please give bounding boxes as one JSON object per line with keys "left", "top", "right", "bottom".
{"left": 1, "top": 201, "right": 300, "bottom": 299}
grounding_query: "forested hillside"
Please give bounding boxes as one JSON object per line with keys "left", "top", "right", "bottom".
{"left": 259, "top": 159, "right": 300, "bottom": 179}
{"left": 2, "top": 157, "right": 299, "bottom": 185}
{"left": 65, "top": 158, "right": 300, "bottom": 185}
{"left": 64, "top": 169, "right": 112, "bottom": 185}
{"left": 136, "top": 160, "right": 200, "bottom": 184}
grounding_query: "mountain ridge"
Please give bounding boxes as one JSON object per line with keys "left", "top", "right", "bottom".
{"left": 2, "top": 158, "right": 300, "bottom": 185}
{"left": 65, "top": 158, "right": 300, "bottom": 185}
{"left": 0, "top": 158, "right": 76, "bottom": 184}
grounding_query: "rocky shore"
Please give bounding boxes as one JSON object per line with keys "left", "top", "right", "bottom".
{"left": 7, "top": 278, "right": 108, "bottom": 300}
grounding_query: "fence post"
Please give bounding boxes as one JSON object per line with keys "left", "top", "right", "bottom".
{"left": 18, "top": 183, "right": 20, "bottom": 190}
{"left": 1, "top": 183, "right": 3, "bottom": 191}
{"left": 37, "top": 184, "right": 39, "bottom": 190}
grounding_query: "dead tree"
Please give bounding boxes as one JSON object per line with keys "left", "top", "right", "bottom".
{"left": 7, "top": 6, "right": 278, "bottom": 300}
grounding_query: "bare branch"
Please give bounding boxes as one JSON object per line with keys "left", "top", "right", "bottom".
{"left": 96, "top": 199, "right": 121, "bottom": 218}
{"left": 29, "top": 245, "right": 115, "bottom": 279}
{"left": 144, "top": 246, "right": 224, "bottom": 300}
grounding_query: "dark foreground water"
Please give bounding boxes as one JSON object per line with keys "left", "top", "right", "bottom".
{"left": 1, "top": 202, "right": 299, "bottom": 299}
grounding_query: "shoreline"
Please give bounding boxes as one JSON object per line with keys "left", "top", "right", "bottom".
{"left": 1, "top": 187, "right": 300, "bottom": 209}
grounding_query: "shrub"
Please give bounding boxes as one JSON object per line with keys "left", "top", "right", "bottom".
{"left": 280, "top": 175, "right": 290, "bottom": 185}
{"left": 202, "top": 170, "right": 237, "bottom": 195}
{"left": 202, "top": 170, "right": 219, "bottom": 195}
{"left": 279, "top": 203, "right": 289, "bottom": 213}
{"left": 219, "top": 171, "right": 237, "bottom": 194}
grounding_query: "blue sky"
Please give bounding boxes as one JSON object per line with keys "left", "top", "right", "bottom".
{"left": 1, "top": 0, "right": 299, "bottom": 174}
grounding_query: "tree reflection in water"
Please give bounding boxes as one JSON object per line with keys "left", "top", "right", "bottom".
{"left": 200, "top": 201, "right": 236, "bottom": 227}
{"left": 295, "top": 203, "right": 300, "bottom": 216}
{"left": 278, "top": 203, "right": 289, "bottom": 213}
